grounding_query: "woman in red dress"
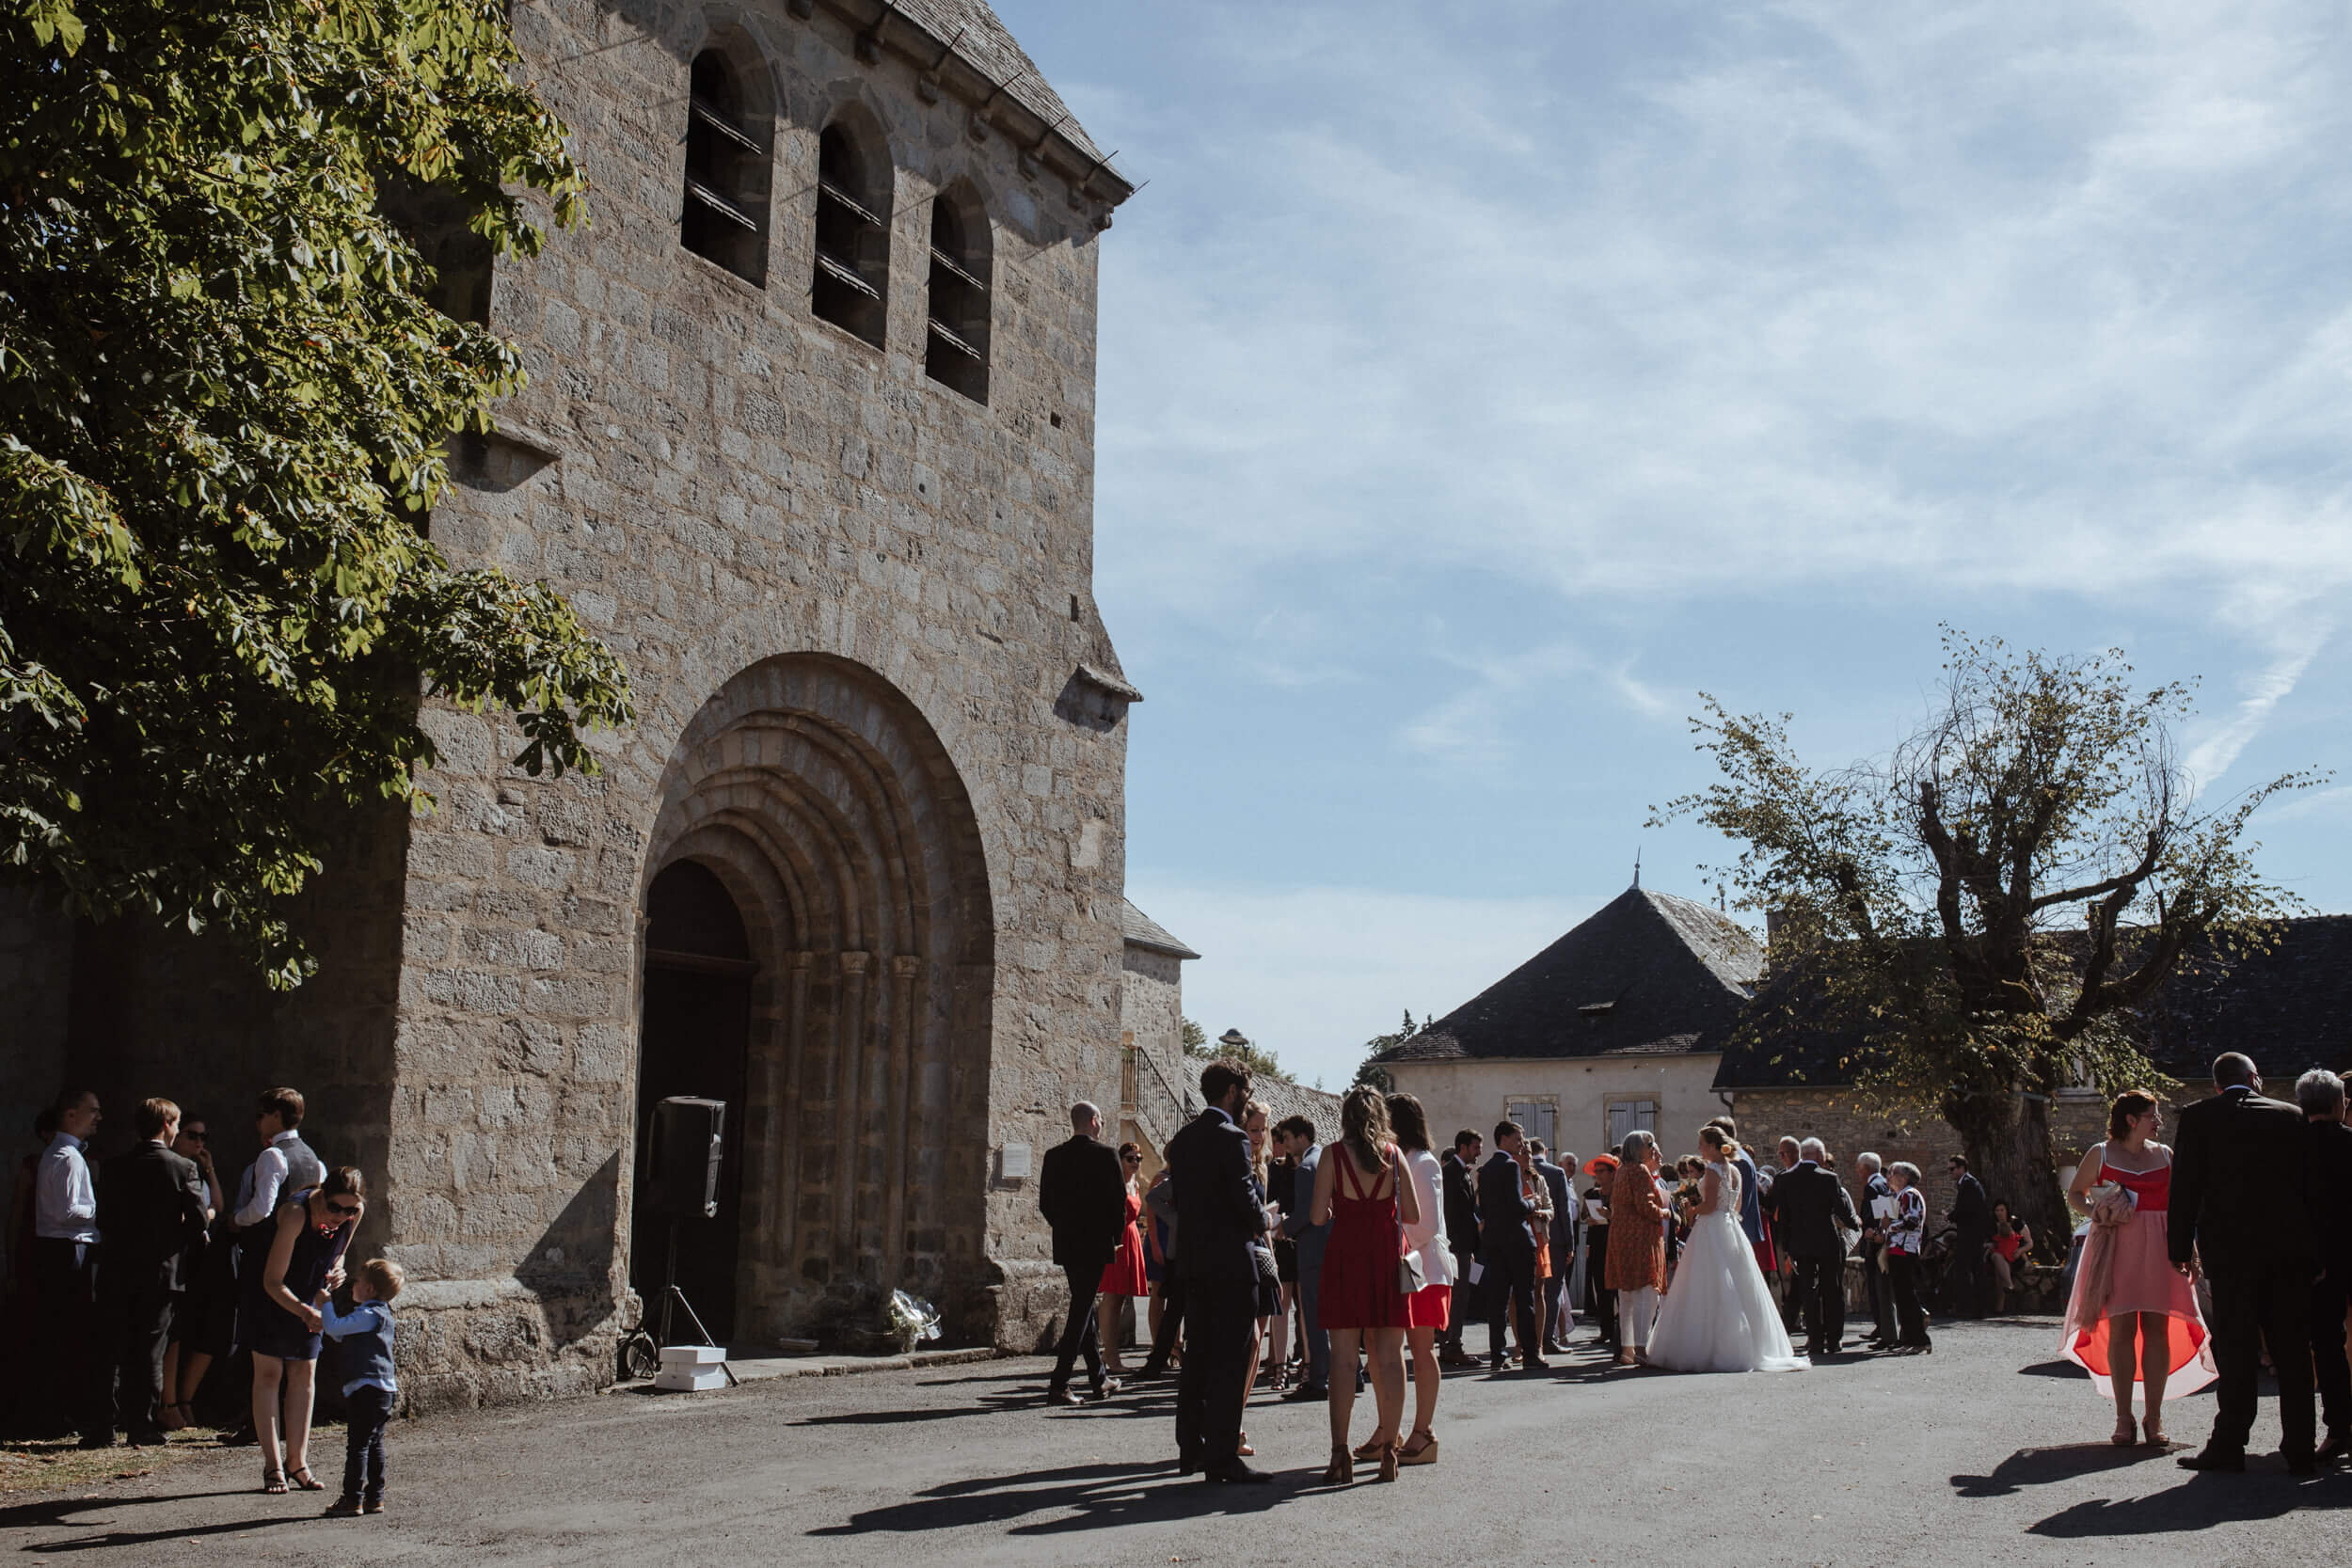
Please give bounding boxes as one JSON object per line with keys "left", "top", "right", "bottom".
{"left": 1095, "top": 1142, "right": 1149, "bottom": 1374}
{"left": 2062, "top": 1090, "right": 2215, "bottom": 1448}
{"left": 1309, "top": 1085, "right": 1421, "bottom": 1484}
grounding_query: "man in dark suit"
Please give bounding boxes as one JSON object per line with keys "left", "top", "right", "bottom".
{"left": 97, "top": 1098, "right": 211, "bottom": 1446}
{"left": 1166, "top": 1058, "right": 1271, "bottom": 1482}
{"left": 1037, "top": 1101, "right": 1127, "bottom": 1405}
{"left": 1276, "top": 1116, "right": 1330, "bottom": 1400}
{"left": 1946, "top": 1155, "right": 1994, "bottom": 1318}
{"left": 1477, "top": 1120, "right": 1547, "bottom": 1371}
{"left": 1438, "top": 1130, "right": 1483, "bottom": 1366}
{"left": 1530, "top": 1141, "right": 1575, "bottom": 1353}
{"left": 1761, "top": 1137, "right": 1860, "bottom": 1357}
{"left": 1853, "top": 1153, "right": 1898, "bottom": 1347}
{"left": 2171, "top": 1053, "right": 2317, "bottom": 1474}
{"left": 2295, "top": 1069, "right": 2352, "bottom": 1464}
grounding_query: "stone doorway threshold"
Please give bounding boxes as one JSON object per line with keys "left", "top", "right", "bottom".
{"left": 612, "top": 1344, "right": 997, "bottom": 1393}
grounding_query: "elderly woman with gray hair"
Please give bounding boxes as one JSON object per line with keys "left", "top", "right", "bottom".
{"left": 2297, "top": 1069, "right": 2352, "bottom": 1462}
{"left": 1605, "top": 1131, "right": 1670, "bottom": 1366}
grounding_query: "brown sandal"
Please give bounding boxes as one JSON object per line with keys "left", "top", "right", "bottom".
{"left": 1400, "top": 1430, "right": 1439, "bottom": 1465}
{"left": 288, "top": 1465, "right": 326, "bottom": 1492}
{"left": 1377, "top": 1441, "right": 1401, "bottom": 1482}
{"left": 262, "top": 1468, "right": 288, "bottom": 1495}
{"left": 1323, "top": 1442, "right": 1354, "bottom": 1485}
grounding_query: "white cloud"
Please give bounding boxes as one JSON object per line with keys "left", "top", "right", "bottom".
{"left": 1093, "top": 0, "right": 2352, "bottom": 626}
{"left": 2186, "top": 624, "right": 2332, "bottom": 784}
{"left": 1120, "top": 879, "right": 1604, "bottom": 1091}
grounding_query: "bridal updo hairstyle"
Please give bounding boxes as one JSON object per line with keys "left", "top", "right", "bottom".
{"left": 1339, "top": 1085, "right": 1392, "bottom": 1172}
{"left": 2108, "top": 1089, "right": 2158, "bottom": 1141}
{"left": 1698, "top": 1125, "right": 1738, "bottom": 1162}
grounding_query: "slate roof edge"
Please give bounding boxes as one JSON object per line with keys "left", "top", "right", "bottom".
{"left": 1387, "top": 1048, "right": 1727, "bottom": 1067}
{"left": 809, "top": 1, "right": 1136, "bottom": 207}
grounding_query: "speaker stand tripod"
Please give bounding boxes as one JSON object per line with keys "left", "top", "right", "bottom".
{"left": 651, "top": 1223, "right": 739, "bottom": 1386}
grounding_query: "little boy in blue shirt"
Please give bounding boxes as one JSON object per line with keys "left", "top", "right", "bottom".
{"left": 317, "top": 1258, "right": 403, "bottom": 1516}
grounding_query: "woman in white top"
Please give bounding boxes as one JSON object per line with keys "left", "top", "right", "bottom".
{"left": 1381, "top": 1094, "right": 1453, "bottom": 1466}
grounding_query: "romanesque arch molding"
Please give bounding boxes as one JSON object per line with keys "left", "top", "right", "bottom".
{"left": 638, "top": 654, "right": 995, "bottom": 1340}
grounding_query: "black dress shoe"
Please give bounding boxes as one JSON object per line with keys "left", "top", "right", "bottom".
{"left": 1282, "top": 1383, "right": 1327, "bottom": 1402}
{"left": 1136, "top": 1360, "right": 1168, "bottom": 1381}
{"left": 2176, "top": 1448, "right": 2246, "bottom": 1473}
{"left": 74, "top": 1433, "right": 117, "bottom": 1450}
{"left": 1521, "top": 1355, "right": 1551, "bottom": 1370}
{"left": 2288, "top": 1456, "right": 2319, "bottom": 1477}
{"left": 2314, "top": 1431, "right": 2351, "bottom": 1465}
{"left": 1177, "top": 1451, "right": 1201, "bottom": 1476}
{"left": 1204, "top": 1461, "right": 1274, "bottom": 1484}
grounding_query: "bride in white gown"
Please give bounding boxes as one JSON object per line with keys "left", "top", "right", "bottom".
{"left": 1648, "top": 1127, "right": 1810, "bottom": 1373}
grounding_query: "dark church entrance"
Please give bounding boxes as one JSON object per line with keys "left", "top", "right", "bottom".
{"left": 632, "top": 860, "right": 753, "bottom": 1343}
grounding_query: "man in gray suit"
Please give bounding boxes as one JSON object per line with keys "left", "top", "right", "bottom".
{"left": 1276, "top": 1116, "right": 1328, "bottom": 1400}
{"left": 1529, "top": 1141, "right": 1575, "bottom": 1353}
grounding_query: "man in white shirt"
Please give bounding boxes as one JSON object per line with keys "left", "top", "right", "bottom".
{"left": 231, "top": 1087, "right": 324, "bottom": 1230}
{"left": 33, "top": 1088, "right": 110, "bottom": 1446}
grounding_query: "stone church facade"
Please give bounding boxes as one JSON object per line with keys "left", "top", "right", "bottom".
{"left": 1, "top": 0, "right": 1144, "bottom": 1410}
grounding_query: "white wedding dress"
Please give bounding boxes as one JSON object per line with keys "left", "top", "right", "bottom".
{"left": 1648, "top": 1161, "right": 1810, "bottom": 1373}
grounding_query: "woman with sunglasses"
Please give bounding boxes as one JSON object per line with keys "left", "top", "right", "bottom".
{"left": 1095, "top": 1143, "right": 1150, "bottom": 1375}
{"left": 249, "top": 1166, "right": 365, "bottom": 1494}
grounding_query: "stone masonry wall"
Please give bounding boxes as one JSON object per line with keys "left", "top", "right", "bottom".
{"left": 379, "top": 0, "right": 1132, "bottom": 1404}
{"left": 0, "top": 889, "right": 72, "bottom": 1293}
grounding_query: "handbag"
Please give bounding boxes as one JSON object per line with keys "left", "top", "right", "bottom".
{"left": 1392, "top": 1148, "right": 1428, "bottom": 1295}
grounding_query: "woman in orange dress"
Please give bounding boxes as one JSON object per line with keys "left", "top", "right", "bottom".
{"left": 1518, "top": 1143, "right": 1554, "bottom": 1349}
{"left": 2061, "top": 1090, "right": 2215, "bottom": 1448}
{"left": 1606, "top": 1132, "right": 1670, "bottom": 1366}
{"left": 1095, "top": 1142, "right": 1149, "bottom": 1374}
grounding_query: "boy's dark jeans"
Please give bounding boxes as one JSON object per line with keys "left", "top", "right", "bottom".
{"left": 341, "top": 1386, "right": 393, "bottom": 1504}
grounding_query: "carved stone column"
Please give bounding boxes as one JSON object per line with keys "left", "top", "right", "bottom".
{"left": 884, "top": 954, "right": 921, "bottom": 1282}
{"left": 833, "top": 950, "right": 872, "bottom": 1274}
{"left": 778, "top": 951, "right": 814, "bottom": 1261}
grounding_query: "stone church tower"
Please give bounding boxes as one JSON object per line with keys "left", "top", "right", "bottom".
{"left": 0, "top": 0, "right": 1140, "bottom": 1408}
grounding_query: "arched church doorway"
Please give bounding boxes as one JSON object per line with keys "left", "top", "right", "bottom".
{"left": 634, "top": 655, "right": 996, "bottom": 1345}
{"left": 631, "top": 860, "right": 753, "bottom": 1343}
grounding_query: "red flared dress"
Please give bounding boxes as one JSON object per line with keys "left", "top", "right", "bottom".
{"left": 1318, "top": 1143, "right": 1409, "bottom": 1330}
{"left": 1098, "top": 1188, "right": 1148, "bottom": 1299}
{"left": 2060, "top": 1151, "right": 2216, "bottom": 1398}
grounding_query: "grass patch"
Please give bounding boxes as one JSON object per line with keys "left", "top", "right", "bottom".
{"left": 0, "top": 1426, "right": 230, "bottom": 1496}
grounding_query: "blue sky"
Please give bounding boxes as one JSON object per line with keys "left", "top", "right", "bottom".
{"left": 999, "top": 0, "right": 2352, "bottom": 1090}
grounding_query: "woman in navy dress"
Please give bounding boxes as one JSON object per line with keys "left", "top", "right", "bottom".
{"left": 247, "top": 1166, "right": 364, "bottom": 1493}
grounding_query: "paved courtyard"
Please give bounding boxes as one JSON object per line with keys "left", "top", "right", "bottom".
{"left": 2, "top": 1320, "right": 2343, "bottom": 1566}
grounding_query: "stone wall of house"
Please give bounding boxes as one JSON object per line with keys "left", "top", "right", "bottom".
{"left": 1119, "top": 944, "right": 1186, "bottom": 1164}
{"left": 1387, "top": 1053, "right": 1725, "bottom": 1168}
{"left": 1724, "top": 1086, "right": 1973, "bottom": 1219}
{"left": 371, "top": 0, "right": 1132, "bottom": 1403}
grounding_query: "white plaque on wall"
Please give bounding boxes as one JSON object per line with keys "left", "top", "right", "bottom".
{"left": 999, "top": 1142, "right": 1033, "bottom": 1180}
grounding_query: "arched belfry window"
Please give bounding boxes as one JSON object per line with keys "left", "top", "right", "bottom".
{"left": 924, "top": 192, "right": 991, "bottom": 403}
{"left": 681, "top": 49, "right": 771, "bottom": 286}
{"left": 812, "top": 121, "right": 890, "bottom": 348}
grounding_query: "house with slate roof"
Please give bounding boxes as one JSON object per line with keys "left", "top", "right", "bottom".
{"left": 1375, "top": 884, "right": 1764, "bottom": 1163}
{"left": 1706, "top": 913, "right": 2352, "bottom": 1212}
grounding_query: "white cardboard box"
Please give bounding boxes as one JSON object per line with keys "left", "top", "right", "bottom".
{"left": 659, "top": 1343, "right": 727, "bottom": 1368}
{"left": 653, "top": 1364, "right": 728, "bottom": 1392}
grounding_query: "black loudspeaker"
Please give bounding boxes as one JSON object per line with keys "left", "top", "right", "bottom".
{"left": 645, "top": 1096, "right": 725, "bottom": 1221}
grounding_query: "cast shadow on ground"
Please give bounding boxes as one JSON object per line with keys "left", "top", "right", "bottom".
{"left": 3, "top": 1490, "right": 311, "bottom": 1554}
{"left": 805, "top": 1459, "right": 1293, "bottom": 1536}
{"left": 1951, "top": 1444, "right": 2169, "bottom": 1497}
{"left": 2027, "top": 1468, "right": 2351, "bottom": 1536}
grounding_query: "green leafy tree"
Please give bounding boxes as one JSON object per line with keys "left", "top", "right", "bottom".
{"left": 1183, "top": 1016, "right": 1287, "bottom": 1084}
{"left": 3, "top": 1, "right": 632, "bottom": 986}
{"left": 1655, "top": 629, "right": 2317, "bottom": 1243}
{"left": 1353, "top": 1007, "right": 1422, "bottom": 1093}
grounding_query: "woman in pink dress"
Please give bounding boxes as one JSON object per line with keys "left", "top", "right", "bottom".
{"left": 1094, "top": 1142, "right": 1149, "bottom": 1374}
{"left": 2062, "top": 1089, "right": 2216, "bottom": 1447}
